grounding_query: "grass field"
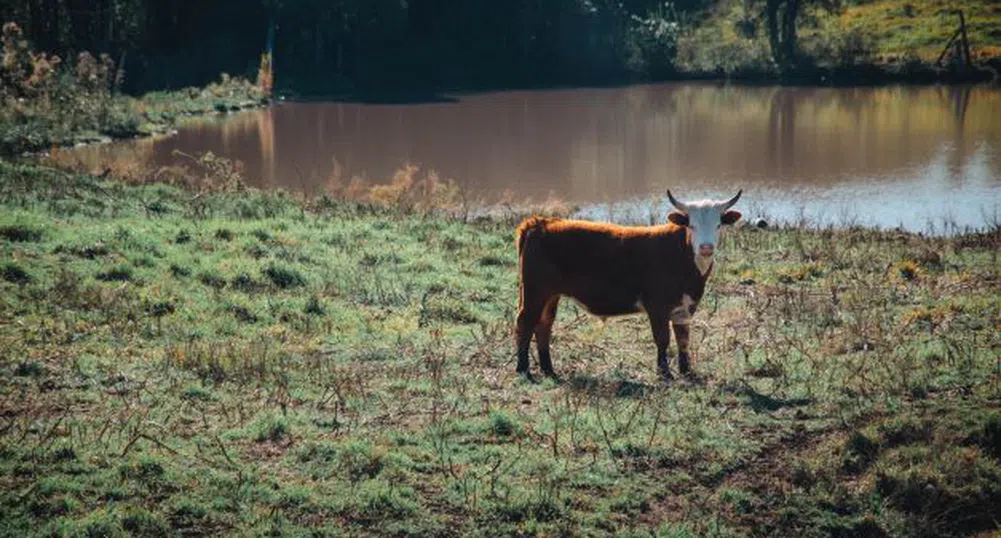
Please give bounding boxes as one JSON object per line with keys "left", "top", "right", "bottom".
{"left": 1, "top": 160, "right": 999, "bottom": 537}
{"left": 677, "top": 0, "right": 1001, "bottom": 77}
{"left": 838, "top": 0, "right": 1001, "bottom": 61}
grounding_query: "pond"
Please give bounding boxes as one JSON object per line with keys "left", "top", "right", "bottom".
{"left": 69, "top": 83, "right": 1001, "bottom": 232}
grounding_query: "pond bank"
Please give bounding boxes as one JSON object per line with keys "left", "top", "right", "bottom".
{"left": 1, "top": 76, "right": 269, "bottom": 157}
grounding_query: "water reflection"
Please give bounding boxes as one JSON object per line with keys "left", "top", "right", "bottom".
{"left": 69, "top": 83, "right": 1001, "bottom": 230}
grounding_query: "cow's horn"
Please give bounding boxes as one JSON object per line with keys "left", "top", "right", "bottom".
{"left": 666, "top": 189, "right": 688, "bottom": 212}
{"left": 721, "top": 189, "right": 742, "bottom": 210}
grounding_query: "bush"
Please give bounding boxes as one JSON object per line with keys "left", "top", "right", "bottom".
{"left": 1, "top": 263, "right": 32, "bottom": 284}
{"left": 488, "top": 410, "right": 520, "bottom": 437}
{"left": 304, "top": 295, "right": 326, "bottom": 316}
{"left": 96, "top": 266, "right": 133, "bottom": 282}
{"left": 627, "top": 11, "right": 680, "bottom": 77}
{"left": 263, "top": 264, "right": 306, "bottom": 289}
{"left": 0, "top": 224, "right": 43, "bottom": 242}
{"left": 1, "top": 23, "right": 136, "bottom": 154}
{"left": 253, "top": 414, "right": 290, "bottom": 443}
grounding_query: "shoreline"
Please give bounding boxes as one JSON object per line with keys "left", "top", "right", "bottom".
{"left": 1, "top": 79, "right": 271, "bottom": 158}
{"left": 9, "top": 61, "right": 996, "bottom": 156}
{"left": 281, "top": 61, "right": 999, "bottom": 103}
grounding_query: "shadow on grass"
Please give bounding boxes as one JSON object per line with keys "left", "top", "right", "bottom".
{"left": 725, "top": 384, "right": 814, "bottom": 413}
{"left": 566, "top": 373, "right": 658, "bottom": 398}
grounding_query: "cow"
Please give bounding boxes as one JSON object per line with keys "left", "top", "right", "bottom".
{"left": 514, "top": 190, "right": 742, "bottom": 381}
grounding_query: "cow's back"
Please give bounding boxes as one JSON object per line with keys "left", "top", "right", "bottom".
{"left": 517, "top": 218, "right": 694, "bottom": 316}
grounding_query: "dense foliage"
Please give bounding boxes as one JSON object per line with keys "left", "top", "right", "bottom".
{"left": 0, "top": 0, "right": 690, "bottom": 94}
{"left": 0, "top": 21, "right": 268, "bottom": 156}
{"left": 3, "top": 0, "right": 999, "bottom": 94}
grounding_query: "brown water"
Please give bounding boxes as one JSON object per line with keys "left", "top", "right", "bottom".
{"left": 71, "top": 83, "right": 1001, "bottom": 231}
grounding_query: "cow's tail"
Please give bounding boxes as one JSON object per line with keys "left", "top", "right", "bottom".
{"left": 514, "top": 217, "right": 551, "bottom": 315}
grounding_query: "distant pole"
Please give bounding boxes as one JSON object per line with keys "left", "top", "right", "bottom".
{"left": 267, "top": 7, "right": 276, "bottom": 72}
{"left": 266, "top": 11, "right": 274, "bottom": 60}
{"left": 958, "top": 10, "right": 972, "bottom": 67}
{"left": 259, "top": 5, "right": 276, "bottom": 97}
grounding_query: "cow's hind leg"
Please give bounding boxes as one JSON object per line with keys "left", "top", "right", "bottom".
{"left": 516, "top": 288, "right": 549, "bottom": 377}
{"left": 535, "top": 296, "right": 561, "bottom": 378}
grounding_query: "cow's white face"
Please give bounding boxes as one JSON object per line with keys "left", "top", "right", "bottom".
{"left": 666, "top": 191, "right": 743, "bottom": 276}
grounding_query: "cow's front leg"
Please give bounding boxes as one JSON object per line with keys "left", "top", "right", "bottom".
{"left": 672, "top": 323, "right": 692, "bottom": 376}
{"left": 645, "top": 307, "right": 672, "bottom": 381}
{"left": 670, "top": 295, "right": 697, "bottom": 376}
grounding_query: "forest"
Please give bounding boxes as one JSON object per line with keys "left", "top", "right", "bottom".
{"left": 2, "top": 0, "right": 997, "bottom": 95}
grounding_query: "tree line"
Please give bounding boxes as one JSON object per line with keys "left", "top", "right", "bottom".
{"left": 0, "top": 0, "right": 824, "bottom": 94}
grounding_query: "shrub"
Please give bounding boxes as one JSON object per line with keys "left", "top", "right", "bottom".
{"left": 339, "top": 440, "right": 384, "bottom": 483}
{"left": 627, "top": 11, "right": 680, "bottom": 77}
{"left": 96, "top": 266, "right": 133, "bottom": 282}
{"left": 169, "top": 264, "right": 192, "bottom": 278}
{"left": 971, "top": 413, "right": 1001, "bottom": 459}
{"left": 230, "top": 272, "right": 262, "bottom": 292}
{"left": 304, "top": 295, "right": 326, "bottom": 316}
{"left": 228, "top": 303, "right": 258, "bottom": 324}
{"left": 253, "top": 414, "right": 290, "bottom": 443}
{"left": 1, "top": 263, "right": 31, "bottom": 284}
{"left": 0, "top": 224, "right": 42, "bottom": 242}
{"left": 14, "top": 361, "right": 46, "bottom": 377}
{"left": 198, "top": 271, "right": 227, "bottom": 289}
{"left": 263, "top": 264, "right": 306, "bottom": 289}
{"left": 488, "top": 410, "right": 519, "bottom": 437}
{"left": 214, "top": 228, "right": 234, "bottom": 241}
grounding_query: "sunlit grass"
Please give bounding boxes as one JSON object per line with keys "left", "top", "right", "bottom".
{"left": 839, "top": 0, "right": 1001, "bottom": 60}
{"left": 678, "top": 0, "right": 1001, "bottom": 75}
{"left": 0, "top": 160, "right": 998, "bottom": 536}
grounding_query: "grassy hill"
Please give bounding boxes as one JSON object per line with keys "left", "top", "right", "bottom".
{"left": 677, "top": 0, "right": 1001, "bottom": 76}
{"left": 1, "top": 160, "right": 999, "bottom": 536}
{"left": 839, "top": 0, "right": 1001, "bottom": 61}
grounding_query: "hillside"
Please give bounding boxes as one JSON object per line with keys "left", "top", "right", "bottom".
{"left": 678, "top": 0, "right": 1001, "bottom": 76}
{"left": 839, "top": 0, "right": 1001, "bottom": 61}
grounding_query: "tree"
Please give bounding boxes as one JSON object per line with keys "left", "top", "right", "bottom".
{"left": 763, "top": 0, "right": 839, "bottom": 71}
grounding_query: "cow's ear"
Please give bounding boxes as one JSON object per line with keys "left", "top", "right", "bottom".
{"left": 668, "top": 212, "right": 689, "bottom": 226}
{"left": 721, "top": 210, "right": 742, "bottom": 225}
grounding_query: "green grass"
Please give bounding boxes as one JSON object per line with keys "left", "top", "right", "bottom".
{"left": 677, "top": 0, "right": 1001, "bottom": 77}
{"left": 0, "top": 160, "right": 999, "bottom": 536}
{"left": 838, "top": 0, "right": 1001, "bottom": 61}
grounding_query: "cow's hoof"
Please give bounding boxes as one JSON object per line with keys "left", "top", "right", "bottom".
{"left": 683, "top": 371, "right": 705, "bottom": 385}
{"left": 541, "top": 369, "right": 561, "bottom": 383}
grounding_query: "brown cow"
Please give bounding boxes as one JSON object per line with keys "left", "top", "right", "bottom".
{"left": 515, "top": 190, "right": 742, "bottom": 380}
